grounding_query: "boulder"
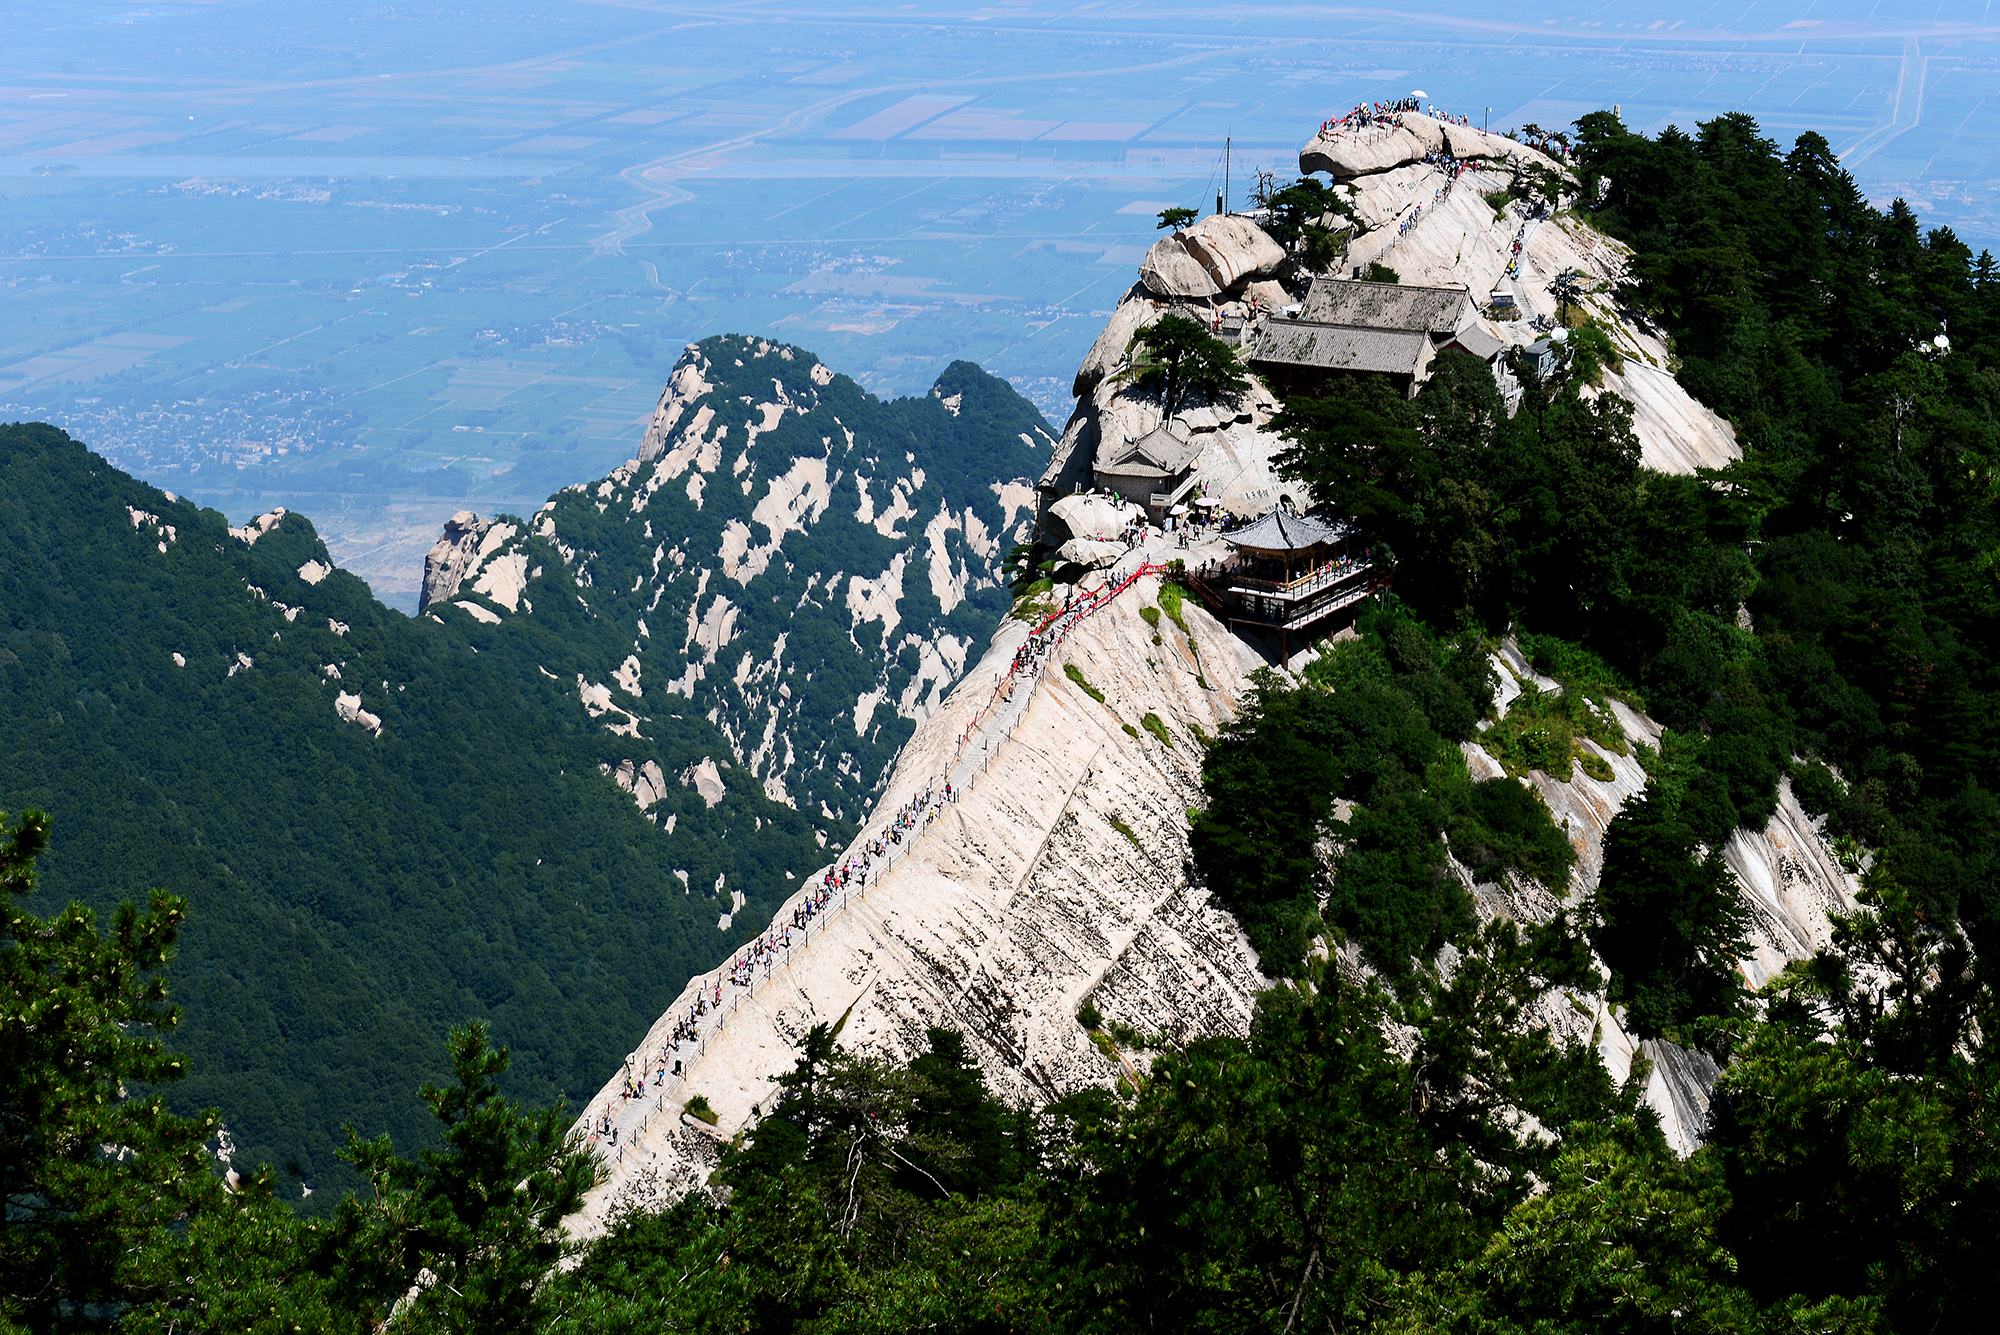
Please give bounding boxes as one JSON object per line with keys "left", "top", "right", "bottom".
{"left": 1300, "top": 121, "right": 1434, "bottom": 179}
{"left": 1178, "top": 214, "right": 1286, "bottom": 289}
{"left": 1301, "top": 112, "right": 1530, "bottom": 181}
{"left": 1242, "top": 278, "right": 1292, "bottom": 312}
{"left": 1054, "top": 537, "right": 1125, "bottom": 570}
{"left": 1138, "top": 234, "right": 1220, "bottom": 299}
{"left": 334, "top": 691, "right": 383, "bottom": 737}
{"left": 1046, "top": 493, "right": 1139, "bottom": 542}
{"left": 682, "top": 757, "right": 727, "bottom": 808}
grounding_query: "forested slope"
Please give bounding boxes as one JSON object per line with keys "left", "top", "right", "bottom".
{"left": 0, "top": 423, "right": 833, "bottom": 1202}
{"left": 0, "top": 341, "right": 1052, "bottom": 1212}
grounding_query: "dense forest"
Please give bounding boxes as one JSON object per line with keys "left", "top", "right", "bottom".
{"left": 0, "top": 423, "right": 841, "bottom": 1208}
{"left": 0, "top": 343, "right": 1049, "bottom": 1214}
{"left": 6, "top": 110, "right": 2000, "bottom": 1331}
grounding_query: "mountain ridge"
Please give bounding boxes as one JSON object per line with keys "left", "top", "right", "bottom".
{"left": 0, "top": 343, "right": 1053, "bottom": 1206}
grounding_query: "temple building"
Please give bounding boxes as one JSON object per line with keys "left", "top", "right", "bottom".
{"left": 1092, "top": 421, "right": 1202, "bottom": 521}
{"left": 1188, "top": 504, "right": 1385, "bottom": 658}
{"left": 1246, "top": 278, "right": 1477, "bottom": 399}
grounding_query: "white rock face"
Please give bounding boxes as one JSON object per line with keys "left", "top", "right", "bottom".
{"left": 682, "top": 757, "right": 727, "bottom": 808}
{"left": 572, "top": 562, "right": 1862, "bottom": 1224}
{"left": 229, "top": 509, "right": 287, "bottom": 545}
{"left": 605, "top": 759, "right": 671, "bottom": 811}
{"left": 570, "top": 572, "right": 1270, "bottom": 1233}
{"left": 297, "top": 559, "right": 332, "bottom": 585}
{"left": 334, "top": 691, "right": 382, "bottom": 737}
{"left": 417, "top": 511, "right": 492, "bottom": 613}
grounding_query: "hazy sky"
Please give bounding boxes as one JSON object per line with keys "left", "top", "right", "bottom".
{"left": 5, "top": 0, "right": 1994, "bottom": 602}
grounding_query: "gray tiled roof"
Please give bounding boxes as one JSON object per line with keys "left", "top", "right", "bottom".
{"left": 1223, "top": 508, "right": 1350, "bottom": 552}
{"left": 1297, "top": 278, "right": 1471, "bottom": 333}
{"left": 1250, "top": 320, "right": 1430, "bottom": 375}
{"left": 1445, "top": 323, "right": 1508, "bottom": 362}
{"left": 1103, "top": 422, "right": 1200, "bottom": 476}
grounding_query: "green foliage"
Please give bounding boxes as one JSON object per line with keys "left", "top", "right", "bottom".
{"left": 1364, "top": 261, "right": 1401, "bottom": 283}
{"left": 1155, "top": 206, "right": 1196, "bottom": 231}
{"left": 1139, "top": 713, "right": 1172, "bottom": 748}
{"left": 1196, "top": 612, "right": 1567, "bottom": 981}
{"left": 0, "top": 422, "right": 846, "bottom": 1206}
{"left": 683, "top": 1093, "right": 718, "bottom": 1125}
{"left": 1483, "top": 677, "right": 1627, "bottom": 782}
{"left": 1590, "top": 790, "right": 1753, "bottom": 1040}
{"left": 1105, "top": 814, "right": 1138, "bottom": 846}
{"left": 329, "top": 1023, "right": 597, "bottom": 1333}
{"left": 1052, "top": 921, "right": 1624, "bottom": 1333}
{"left": 1707, "top": 867, "right": 1999, "bottom": 1331}
{"left": 1574, "top": 745, "right": 1615, "bottom": 782}
{"left": 1128, "top": 314, "right": 1249, "bottom": 416}
{"left": 1263, "top": 177, "right": 1354, "bottom": 274}
{"left": 1562, "top": 109, "right": 2000, "bottom": 976}
{"left": 1155, "top": 580, "right": 1191, "bottom": 635}
{"left": 0, "top": 809, "right": 223, "bottom": 1328}
{"left": 1138, "top": 606, "right": 1160, "bottom": 630}
{"left": 1062, "top": 663, "right": 1105, "bottom": 704}
{"left": 1448, "top": 776, "right": 1578, "bottom": 891}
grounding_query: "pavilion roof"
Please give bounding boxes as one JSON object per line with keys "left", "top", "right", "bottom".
{"left": 1223, "top": 508, "right": 1350, "bottom": 553}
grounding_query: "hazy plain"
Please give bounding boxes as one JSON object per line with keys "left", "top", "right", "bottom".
{"left": 4, "top": 0, "right": 1994, "bottom": 606}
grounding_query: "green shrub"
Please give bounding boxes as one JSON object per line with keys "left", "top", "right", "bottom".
{"left": 1076, "top": 1002, "right": 1102, "bottom": 1031}
{"left": 683, "top": 1094, "right": 718, "bottom": 1126}
{"left": 1106, "top": 814, "right": 1139, "bottom": 846}
{"left": 1064, "top": 663, "right": 1106, "bottom": 703}
{"left": 1141, "top": 713, "right": 1173, "bottom": 748}
{"left": 1574, "top": 743, "right": 1615, "bottom": 782}
{"left": 1156, "top": 582, "right": 1190, "bottom": 633}
{"left": 1448, "top": 776, "right": 1577, "bottom": 890}
{"left": 1139, "top": 606, "right": 1161, "bottom": 629}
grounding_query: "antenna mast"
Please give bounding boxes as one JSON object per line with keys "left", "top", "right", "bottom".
{"left": 1224, "top": 136, "right": 1231, "bottom": 214}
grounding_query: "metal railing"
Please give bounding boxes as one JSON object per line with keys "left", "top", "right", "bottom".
{"left": 578, "top": 560, "right": 1173, "bottom": 1172}
{"left": 1206, "top": 554, "right": 1374, "bottom": 599}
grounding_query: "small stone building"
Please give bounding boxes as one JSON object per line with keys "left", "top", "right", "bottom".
{"left": 1092, "top": 421, "right": 1202, "bottom": 519}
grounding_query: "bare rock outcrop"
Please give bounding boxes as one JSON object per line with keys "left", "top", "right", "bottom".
{"left": 1299, "top": 111, "right": 1544, "bottom": 181}
{"left": 1139, "top": 214, "right": 1287, "bottom": 300}
{"left": 334, "top": 691, "right": 383, "bottom": 737}
{"left": 569, "top": 570, "right": 1270, "bottom": 1234}
{"left": 416, "top": 511, "right": 492, "bottom": 614}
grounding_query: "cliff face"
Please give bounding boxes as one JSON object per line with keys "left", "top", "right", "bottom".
{"left": 568, "top": 117, "right": 1859, "bottom": 1223}
{"left": 412, "top": 335, "right": 1054, "bottom": 825}
{"left": 569, "top": 557, "right": 1269, "bottom": 1232}
{"left": 1041, "top": 112, "right": 1737, "bottom": 523}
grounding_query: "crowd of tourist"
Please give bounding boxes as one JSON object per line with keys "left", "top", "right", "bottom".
{"left": 1395, "top": 157, "right": 1476, "bottom": 238}
{"left": 1320, "top": 98, "right": 1478, "bottom": 136}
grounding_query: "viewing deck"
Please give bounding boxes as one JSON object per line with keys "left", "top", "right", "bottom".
{"left": 1189, "top": 553, "right": 1384, "bottom": 634}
